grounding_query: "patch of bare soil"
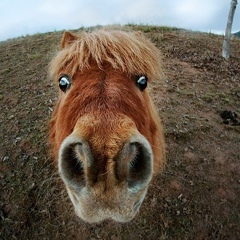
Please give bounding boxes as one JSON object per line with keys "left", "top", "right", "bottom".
{"left": 0, "top": 26, "right": 239, "bottom": 239}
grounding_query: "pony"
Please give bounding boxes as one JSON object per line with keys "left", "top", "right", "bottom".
{"left": 49, "top": 29, "right": 165, "bottom": 223}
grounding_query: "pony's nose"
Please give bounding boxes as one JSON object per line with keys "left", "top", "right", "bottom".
{"left": 58, "top": 133, "right": 153, "bottom": 191}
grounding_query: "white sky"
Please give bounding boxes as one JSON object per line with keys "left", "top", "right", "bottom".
{"left": 0, "top": 0, "right": 239, "bottom": 41}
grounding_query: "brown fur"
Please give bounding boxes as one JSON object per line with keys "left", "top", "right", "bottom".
{"left": 49, "top": 29, "right": 165, "bottom": 222}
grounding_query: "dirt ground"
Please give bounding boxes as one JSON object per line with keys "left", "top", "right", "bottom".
{"left": 0, "top": 25, "right": 239, "bottom": 240}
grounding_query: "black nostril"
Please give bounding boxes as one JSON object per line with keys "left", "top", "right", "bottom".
{"left": 115, "top": 135, "right": 153, "bottom": 192}
{"left": 60, "top": 143, "right": 85, "bottom": 186}
{"left": 127, "top": 142, "right": 153, "bottom": 190}
{"left": 59, "top": 137, "right": 98, "bottom": 189}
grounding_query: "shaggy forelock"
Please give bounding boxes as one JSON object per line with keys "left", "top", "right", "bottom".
{"left": 49, "top": 30, "right": 163, "bottom": 81}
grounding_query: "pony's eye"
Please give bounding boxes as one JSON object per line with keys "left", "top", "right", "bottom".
{"left": 136, "top": 75, "right": 148, "bottom": 91}
{"left": 59, "top": 75, "right": 71, "bottom": 92}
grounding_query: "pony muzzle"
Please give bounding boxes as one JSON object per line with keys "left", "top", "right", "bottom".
{"left": 58, "top": 132, "right": 154, "bottom": 223}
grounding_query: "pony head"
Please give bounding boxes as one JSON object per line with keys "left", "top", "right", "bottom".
{"left": 49, "top": 29, "right": 165, "bottom": 223}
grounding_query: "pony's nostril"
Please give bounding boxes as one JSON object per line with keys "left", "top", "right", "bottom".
{"left": 60, "top": 142, "right": 85, "bottom": 185}
{"left": 58, "top": 136, "right": 90, "bottom": 191}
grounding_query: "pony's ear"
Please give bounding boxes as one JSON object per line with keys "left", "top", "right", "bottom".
{"left": 61, "top": 31, "right": 78, "bottom": 49}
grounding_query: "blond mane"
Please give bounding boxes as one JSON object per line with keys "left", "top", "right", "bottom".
{"left": 49, "top": 30, "right": 163, "bottom": 81}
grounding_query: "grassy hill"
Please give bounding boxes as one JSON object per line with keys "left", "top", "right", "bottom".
{"left": 234, "top": 31, "right": 240, "bottom": 38}
{"left": 0, "top": 25, "right": 240, "bottom": 240}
